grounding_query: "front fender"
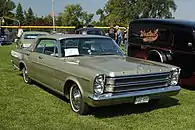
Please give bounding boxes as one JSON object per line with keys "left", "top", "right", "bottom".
{"left": 65, "top": 75, "right": 93, "bottom": 99}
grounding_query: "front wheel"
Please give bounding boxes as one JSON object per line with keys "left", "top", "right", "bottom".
{"left": 69, "top": 84, "right": 89, "bottom": 115}
{"left": 22, "top": 66, "right": 32, "bottom": 84}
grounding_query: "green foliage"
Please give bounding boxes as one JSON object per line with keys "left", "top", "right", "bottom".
{"left": 59, "top": 4, "right": 94, "bottom": 26}
{"left": 0, "top": 0, "right": 177, "bottom": 27}
{"left": 96, "top": 0, "right": 177, "bottom": 26}
{"left": 0, "top": 0, "right": 15, "bottom": 17}
{"left": 81, "top": 11, "right": 94, "bottom": 26}
{"left": 15, "top": 3, "right": 24, "bottom": 25}
{"left": 25, "top": 7, "right": 35, "bottom": 25}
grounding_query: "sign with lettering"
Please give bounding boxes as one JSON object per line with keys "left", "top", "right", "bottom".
{"left": 140, "top": 29, "right": 158, "bottom": 42}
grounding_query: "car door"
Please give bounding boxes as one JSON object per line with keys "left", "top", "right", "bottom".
{"left": 27, "top": 38, "right": 58, "bottom": 86}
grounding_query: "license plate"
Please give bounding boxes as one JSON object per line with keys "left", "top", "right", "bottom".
{"left": 134, "top": 96, "right": 150, "bottom": 104}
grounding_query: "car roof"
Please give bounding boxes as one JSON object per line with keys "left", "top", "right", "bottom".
{"left": 130, "top": 18, "right": 195, "bottom": 29}
{"left": 23, "top": 31, "right": 50, "bottom": 34}
{"left": 76, "top": 27, "right": 104, "bottom": 32}
{"left": 37, "top": 34, "right": 110, "bottom": 40}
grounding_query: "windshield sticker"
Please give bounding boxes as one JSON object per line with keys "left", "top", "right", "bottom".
{"left": 64, "top": 48, "right": 79, "bottom": 56}
{"left": 140, "top": 29, "right": 158, "bottom": 42}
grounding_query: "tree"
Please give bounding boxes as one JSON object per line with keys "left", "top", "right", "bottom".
{"left": 59, "top": 4, "right": 94, "bottom": 26}
{"left": 15, "top": 3, "right": 24, "bottom": 25}
{"left": 96, "top": 9, "right": 106, "bottom": 26}
{"left": 25, "top": 7, "right": 35, "bottom": 25}
{"left": 138, "top": 0, "right": 177, "bottom": 18}
{"left": 80, "top": 11, "right": 94, "bottom": 25}
{"left": 60, "top": 4, "right": 82, "bottom": 26}
{"left": 0, "top": 0, "right": 16, "bottom": 17}
{"left": 97, "top": 0, "right": 177, "bottom": 26}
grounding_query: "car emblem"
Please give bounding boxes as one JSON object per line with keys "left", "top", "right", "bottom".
{"left": 137, "top": 65, "right": 144, "bottom": 74}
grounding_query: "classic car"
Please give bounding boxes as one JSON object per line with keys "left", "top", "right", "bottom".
{"left": 11, "top": 34, "right": 181, "bottom": 115}
{"left": 16, "top": 31, "right": 49, "bottom": 48}
{"left": 75, "top": 27, "right": 106, "bottom": 36}
{"left": 0, "top": 28, "right": 11, "bottom": 46}
{"left": 128, "top": 18, "right": 195, "bottom": 78}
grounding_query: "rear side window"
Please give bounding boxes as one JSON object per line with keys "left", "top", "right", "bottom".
{"left": 35, "top": 39, "right": 58, "bottom": 56}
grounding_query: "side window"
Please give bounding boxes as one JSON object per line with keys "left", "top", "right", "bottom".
{"left": 153, "top": 28, "right": 171, "bottom": 46}
{"left": 60, "top": 39, "right": 79, "bottom": 57}
{"left": 173, "top": 30, "right": 194, "bottom": 51}
{"left": 130, "top": 23, "right": 152, "bottom": 43}
{"left": 35, "top": 39, "right": 58, "bottom": 56}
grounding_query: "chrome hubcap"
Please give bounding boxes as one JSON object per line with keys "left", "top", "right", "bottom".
{"left": 23, "top": 68, "right": 28, "bottom": 82}
{"left": 71, "top": 85, "right": 82, "bottom": 111}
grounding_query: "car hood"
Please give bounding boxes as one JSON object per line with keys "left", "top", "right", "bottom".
{"left": 65, "top": 56, "right": 176, "bottom": 76}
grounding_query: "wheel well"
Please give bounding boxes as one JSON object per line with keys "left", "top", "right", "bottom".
{"left": 19, "top": 62, "right": 25, "bottom": 71}
{"left": 147, "top": 50, "right": 166, "bottom": 63}
{"left": 64, "top": 80, "right": 76, "bottom": 99}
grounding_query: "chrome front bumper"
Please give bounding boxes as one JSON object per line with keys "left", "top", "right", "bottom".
{"left": 87, "top": 85, "right": 181, "bottom": 107}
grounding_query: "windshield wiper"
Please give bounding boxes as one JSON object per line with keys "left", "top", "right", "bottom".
{"left": 98, "top": 53, "right": 118, "bottom": 55}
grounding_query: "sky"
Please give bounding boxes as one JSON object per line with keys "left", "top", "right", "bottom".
{"left": 12, "top": 0, "right": 195, "bottom": 21}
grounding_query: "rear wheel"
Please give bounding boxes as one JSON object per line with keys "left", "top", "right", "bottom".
{"left": 69, "top": 83, "right": 89, "bottom": 115}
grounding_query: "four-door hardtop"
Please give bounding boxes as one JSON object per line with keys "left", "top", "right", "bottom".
{"left": 11, "top": 34, "right": 181, "bottom": 115}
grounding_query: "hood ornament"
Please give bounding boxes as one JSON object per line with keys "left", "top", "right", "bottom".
{"left": 137, "top": 65, "right": 144, "bottom": 74}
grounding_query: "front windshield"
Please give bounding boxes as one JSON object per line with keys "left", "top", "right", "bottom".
{"left": 60, "top": 38, "right": 123, "bottom": 57}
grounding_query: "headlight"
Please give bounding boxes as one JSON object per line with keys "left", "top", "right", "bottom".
{"left": 94, "top": 74, "right": 105, "bottom": 94}
{"left": 169, "top": 68, "right": 180, "bottom": 86}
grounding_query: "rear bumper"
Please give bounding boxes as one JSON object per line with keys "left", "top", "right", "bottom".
{"left": 87, "top": 85, "right": 181, "bottom": 107}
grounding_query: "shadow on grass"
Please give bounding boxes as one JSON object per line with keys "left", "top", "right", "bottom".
{"left": 18, "top": 73, "right": 69, "bottom": 102}
{"left": 91, "top": 97, "right": 180, "bottom": 118}
{"left": 181, "top": 85, "right": 195, "bottom": 91}
{"left": 20, "top": 74, "right": 180, "bottom": 118}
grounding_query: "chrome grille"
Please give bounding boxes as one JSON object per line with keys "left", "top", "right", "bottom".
{"left": 105, "top": 72, "right": 170, "bottom": 93}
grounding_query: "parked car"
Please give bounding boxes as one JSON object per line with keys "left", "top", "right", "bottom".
{"left": 16, "top": 31, "right": 49, "bottom": 48}
{"left": 0, "top": 28, "right": 11, "bottom": 46}
{"left": 0, "top": 34, "right": 9, "bottom": 45}
{"left": 128, "top": 18, "right": 195, "bottom": 78}
{"left": 75, "top": 27, "right": 106, "bottom": 36}
{"left": 11, "top": 34, "right": 181, "bottom": 115}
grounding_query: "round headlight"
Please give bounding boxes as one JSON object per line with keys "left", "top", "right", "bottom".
{"left": 169, "top": 68, "right": 180, "bottom": 86}
{"left": 94, "top": 75, "right": 105, "bottom": 94}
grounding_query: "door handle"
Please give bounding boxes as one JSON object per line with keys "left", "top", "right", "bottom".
{"left": 38, "top": 56, "right": 43, "bottom": 59}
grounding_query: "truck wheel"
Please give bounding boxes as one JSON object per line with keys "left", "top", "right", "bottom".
{"left": 69, "top": 83, "right": 89, "bottom": 115}
{"left": 147, "top": 50, "right": 166, "bottom": 63}
{"left": 22, "top": 66, "right": 32, "bottom": 84}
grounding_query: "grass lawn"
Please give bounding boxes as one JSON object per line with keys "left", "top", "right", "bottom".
{"left": 0, "top": 45, "right": 195, "bottom": 130}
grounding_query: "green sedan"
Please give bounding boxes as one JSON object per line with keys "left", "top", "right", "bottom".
{"left": 11, "top": 34, "right": 181, "bottom": 115}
